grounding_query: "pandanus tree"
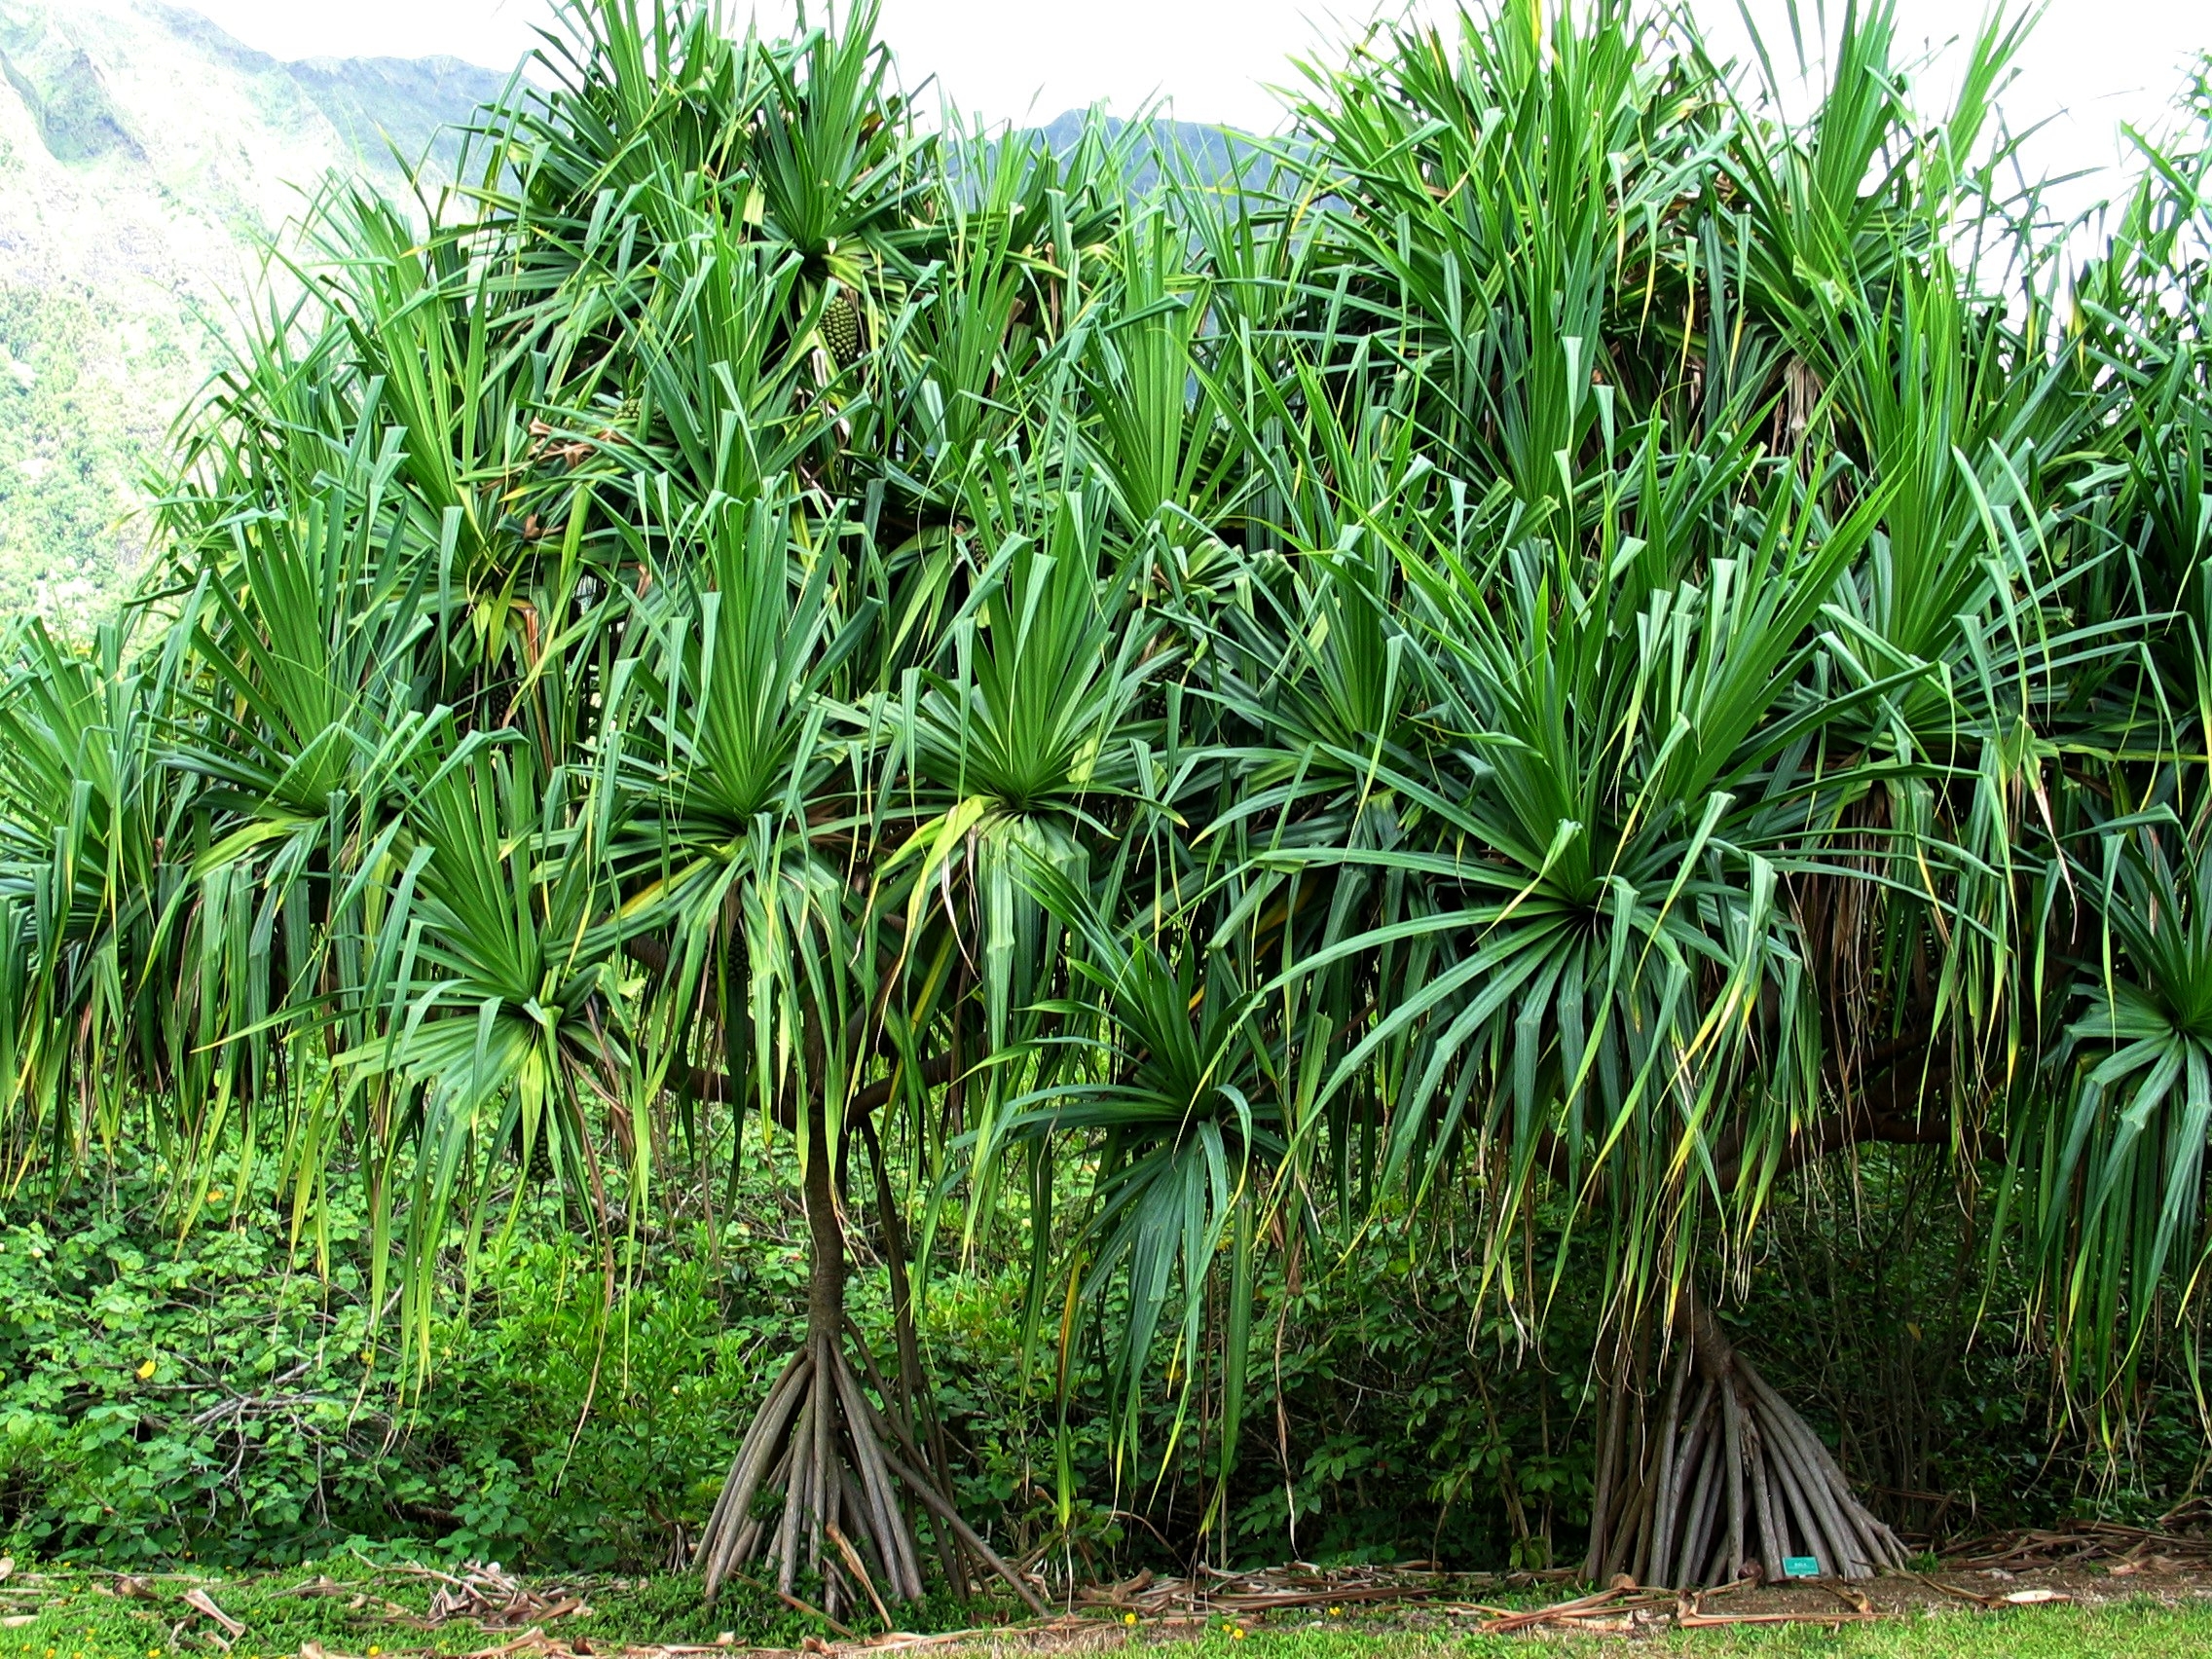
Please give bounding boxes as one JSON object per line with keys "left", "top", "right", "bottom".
{"left": 10, "top": 0, "right": 2212, "bottom": 1605}
{"left": 978, "top": 0, "right": 2212, "bottom": 1588}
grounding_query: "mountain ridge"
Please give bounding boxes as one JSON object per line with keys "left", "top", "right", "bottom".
{"left": 0, "top": 0, "right": 1258, "bottom": 629}
{"left": 0, "top": 0, "right": 507, "bottom": 624}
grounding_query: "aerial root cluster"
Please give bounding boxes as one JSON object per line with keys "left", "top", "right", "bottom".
{"left": 693, "top": 1323, "right": 1045, "bottom": 1619}
{"left": 1590, "top": 1305, "right": 1908, "bottom": 1588}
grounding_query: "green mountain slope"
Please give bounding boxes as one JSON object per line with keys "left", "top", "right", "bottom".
{"left": 0, "top": 0, "right": 505, "bottom": 627}
{"left": 0, "top": 0, "right": 1273, "bottom": 632}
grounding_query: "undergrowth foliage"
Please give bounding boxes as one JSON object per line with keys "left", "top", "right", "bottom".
{"left": 4, "top": 0, "right": 2212, "bottom": 1587}
{"left": 2, "top": 1153, "right": 2199, "bottom": 1571}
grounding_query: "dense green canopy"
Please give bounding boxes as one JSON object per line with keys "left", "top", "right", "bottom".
{"left": 5, "top": 0, "right": 2212, "bottom": 1593}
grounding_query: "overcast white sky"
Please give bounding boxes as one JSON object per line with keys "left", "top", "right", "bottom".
{"left": 187, "top": 0, "right": 2208, "bottom": 187}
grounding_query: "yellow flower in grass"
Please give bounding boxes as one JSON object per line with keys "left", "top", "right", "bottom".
{"left": 135, "top": 1360, "right": 155, "bottom": 1381}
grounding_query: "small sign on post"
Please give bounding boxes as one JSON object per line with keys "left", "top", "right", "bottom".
{"left": 1782, "top": 1556, "right": 1823, "bottom": 1578}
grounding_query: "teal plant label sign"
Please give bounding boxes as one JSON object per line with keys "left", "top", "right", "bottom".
{"left": 1782, "top": 1556, "right": 1822, "bottom": 1578}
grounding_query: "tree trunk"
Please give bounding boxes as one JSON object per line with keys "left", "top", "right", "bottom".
{"left": 1583, "top": 1288, "right": 1907, "bottom": 1588}
{"left": 859, "top": 1110, "right": 971, "bottom": 1597}
{"left": 692, "top": 1092, "right": 1043, "bottom": 1617}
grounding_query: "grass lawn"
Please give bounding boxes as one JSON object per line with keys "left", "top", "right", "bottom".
{"left": 3, "top": 1563, "right": 2212, "bottom": 1659}
{"left": 1188, "top": 1604, "right": 2212, "bottom": 1655}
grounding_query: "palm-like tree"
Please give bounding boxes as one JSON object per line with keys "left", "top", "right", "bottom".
{"left": 8, "top": 0, "right": 2212, "bottom": 1604}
